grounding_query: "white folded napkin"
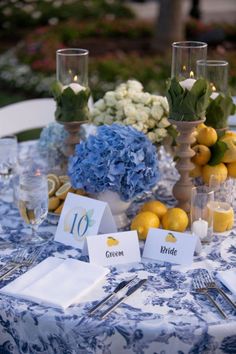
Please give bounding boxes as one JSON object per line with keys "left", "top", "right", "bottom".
{"left": 216, "top": 269, "right": 236, "bottom": 296}
{"left": 0, "top": 257, "right": 109, "bottom": 310}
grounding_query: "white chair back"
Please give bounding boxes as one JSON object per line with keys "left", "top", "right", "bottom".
{"left": 0, "top": 98, "right": 56, "bottom": 137}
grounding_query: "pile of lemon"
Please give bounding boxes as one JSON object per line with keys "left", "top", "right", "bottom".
{"left": 47, "top": 174, "right": 86, "bottom": 214}
{"left": 131, "top": 200, "right": 188, "bottom": 240}
{"left": 191, "top": 123, "right": 236, "bottom": 184}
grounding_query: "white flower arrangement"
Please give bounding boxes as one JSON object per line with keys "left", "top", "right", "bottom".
{"left": 91, "top": 80, "right": 171, "bottom": 144}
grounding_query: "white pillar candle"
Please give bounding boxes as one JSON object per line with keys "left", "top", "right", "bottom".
{"left": 62, "top": 83, "right": 86, "bottom": 94}
{"left": 210, "top": 92, "right": 219, "bottom": 100}
{"left": 192, "top": 218, "right": 208, "bottom": 240}
{"left": 179, "top": 78, "right": 196, "bottom": 91}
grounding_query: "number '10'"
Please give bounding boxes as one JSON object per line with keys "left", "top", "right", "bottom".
{"left": 70, "top": 213, "right": 89, "bottom": 237}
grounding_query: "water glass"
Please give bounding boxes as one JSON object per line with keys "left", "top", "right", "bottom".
{"left": 0, "top": 135, "right": 18, "bottom": 191}
{"left": 18, "top": 173, "right": 48, "bottom": 243}
{"left": 191, "top": 186, "right": 214, "bottom": 243}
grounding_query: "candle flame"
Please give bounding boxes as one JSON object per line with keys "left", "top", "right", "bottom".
{"left": 73, "top": 75, "right": 78, "bottom": 82}
{"left": 190, "top": 71, "right": 194, "bottom": 78}
{"left": 182, "top": 65, "right": 187, "bottom": 72}
{"left": 210, "top": 83, "right": 216, "bottom": 92}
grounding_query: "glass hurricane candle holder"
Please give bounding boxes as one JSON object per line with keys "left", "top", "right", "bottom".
{"left": 196, "top": 60, "right": 228, "bottom": 96}
{"left": 52, "top": 48, "right": 90, "bottom": 156}
{"left": 196, "top": 60, "right": 234, "bottom": 131}
{"left": 191, "top": 185, "right": 214, "bottom": 244}
{"left": 171, "top": 41, "right": 207, "bottom": 84}
{"left": 167, "top": 41, "right": 209, "bottom": 212}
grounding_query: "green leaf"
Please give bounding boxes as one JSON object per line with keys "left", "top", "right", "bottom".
{"left": 205, "top": 94, "right": 235, "bottom": 129}
{"left": 166, "top": 77, "right": 210, "bottom": 121}
{"left": 208, "top": 140, "right": 228, "bottom": 166}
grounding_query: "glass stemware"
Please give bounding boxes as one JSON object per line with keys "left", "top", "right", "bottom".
{"left": 0, "top": 135, "right": 18, "bottom": 196}
{"left": 18, "top": 173, "right": 48, "bottom": 243}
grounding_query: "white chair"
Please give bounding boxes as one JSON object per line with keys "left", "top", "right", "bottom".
{"left": 0, "top": 98, "right": 56, "bottom": 137}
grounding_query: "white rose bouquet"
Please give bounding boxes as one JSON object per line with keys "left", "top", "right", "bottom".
{"left": 90, "top": 80, "right": 173, "bottom": 145}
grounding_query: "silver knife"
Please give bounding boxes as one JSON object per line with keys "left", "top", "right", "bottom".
{"left": 88, "top": 275, "right": 137, "bottom": 315}
{"left": 100, "top": 278, "right": 147, "bottom": 319}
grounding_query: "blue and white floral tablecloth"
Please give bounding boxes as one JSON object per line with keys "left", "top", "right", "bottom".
{"left": 0, "top": 142, "right": 236, "bottom": 354}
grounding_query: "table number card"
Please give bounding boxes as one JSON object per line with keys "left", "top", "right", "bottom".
{"left": 87, "top": 231, "right": 141, "bottom": 266}
{"left": 142, "top": 228, "right": 197, "bottom": 265}
{"left": 54, "top": 193, "right": 117, "bottom": 249}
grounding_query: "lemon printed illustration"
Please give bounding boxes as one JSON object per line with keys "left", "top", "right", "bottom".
{"left": 64, "top": 207, "right": 95, "bottom": 241}
{"left": 107, "top": 236, "right": 119, "bottom": 247}
{"left": 165, "top": 233, "right": 177, "bottom": 243}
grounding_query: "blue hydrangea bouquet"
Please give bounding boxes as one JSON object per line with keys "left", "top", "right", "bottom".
{"left": 68, "top": 124, "right": 159, "bottom": 201}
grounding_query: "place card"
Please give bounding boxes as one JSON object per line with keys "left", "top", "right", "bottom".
{"left": 87, "top": 231, "right": 141, "bottom": 266}
{"left": 54, "top": 193, "right": 117, "bottom": 250}
{"left": 142, "top": 228, "right": 197, "bottom": 265}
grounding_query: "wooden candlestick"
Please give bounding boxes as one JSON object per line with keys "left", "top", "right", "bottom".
{"left": 169, "top": 119, "right": 205, "bottom": 213}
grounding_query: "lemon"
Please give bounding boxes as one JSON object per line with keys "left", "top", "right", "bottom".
{"left": 192, "top": 144, "right": 211, "bottom": 166}
{"left": 54, "top": 202, "right": 64, "bottom": 214}
{"left": 55, "top": 182, "right": 73, "bottom": 200}
{"left": 196, "top": 126, "right": 217, "bottom": 147}
{"left": 48, "top": 178, "right": 57, "bottom": 197}
{"left": 202, "top": 163, "right": 228, "bottom": 185}
{"left": 76, "top": 188, "right": 87, "bottom": 196}
{"left": 140, "top": 200, "right": 167, "bottom": 219}
{"left": 227, "top": 161, "right": 236, "bottom": 178}
{"left": 59, "top": 175, "right": 70, "bottom": 184}
{"left": 131, "top": 211, "right": 160, "bottom": 240}
{"left": 47, "top": 174, "right": 60, "bottom": 190}
{"left": 19, "top": 200, "right": 29, "bottom": 224}
{"left": 209, "top": 201, "right": 234, "bottom": 232}
{"left": 162, "top": 208, "right": 188, "bottom": 232}
{"left": 190, "top": 164, "right": 202, "bottom": 178}
{"left": 48, "top": 196, "right": 60, "bottom": 211}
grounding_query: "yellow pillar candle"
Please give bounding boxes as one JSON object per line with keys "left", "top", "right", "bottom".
{"left": 209, "top": 201, "right": 234, "bottom": 233}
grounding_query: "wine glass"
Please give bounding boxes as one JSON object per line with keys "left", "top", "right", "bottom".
{"left": 18, "top": 173, "right": 48, "bottom": 243}
{"left": 0, "top": 135, "right": 18, "bottom": 198}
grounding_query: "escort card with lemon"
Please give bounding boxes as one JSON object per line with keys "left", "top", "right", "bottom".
{"left": 54, "top": 192, "right": 117, "bottom": 250}
{"left": 87, "top": 231, "right": 141, "bottom": 266}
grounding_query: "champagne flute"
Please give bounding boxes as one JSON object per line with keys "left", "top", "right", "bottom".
{"left": 18, "top": 173, "right": 48, "bottom": 243}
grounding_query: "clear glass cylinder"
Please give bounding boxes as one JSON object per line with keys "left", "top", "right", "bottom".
{"left": 196, "top": 60, "right": 228, "bottom": 94}
{"left": 171, "top": 41, "right": 207, "bottom": 80}
{"left": 56, "top": 48, "right": 89, "bottom": 87}
{"left": 191, "top": 185, "right": 214, "bottom": 244}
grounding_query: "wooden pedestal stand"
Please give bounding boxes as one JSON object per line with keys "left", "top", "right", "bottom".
{"left": 169, "top": 119, "right": 205, "bottom": 213}
{"left": 62, "top": 121, "right": 88, "bottom": 156}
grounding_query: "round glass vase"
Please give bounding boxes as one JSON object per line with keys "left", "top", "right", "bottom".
{"left": 96, "top": 190, "right": 131, "bottom": 229}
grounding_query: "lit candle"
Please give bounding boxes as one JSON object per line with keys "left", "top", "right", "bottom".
{"left": 210, "top": 84, "right": 219, "bottom": 100}
{"left": 179, "top": 70, "right": 196, "bottom": 91}
{"left": 192, "top": 218, "right": 208, "bottom": 240}
{"left": 62, "top": 82, "right": 86, "bottom": 94}
{"left": 208, "top": 201, "right": 234, "bottom": 233}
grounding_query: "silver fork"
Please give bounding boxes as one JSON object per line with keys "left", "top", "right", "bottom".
{"left": 201, "top": 271, "right": 236, "bottom": 312}
{"left": 192, "top": 277, "right": 227, "bottom": 319}
{"left": 0, "top": 249, "right": 27, "bottom": 273}
{"left": 0, "top": 248, "right": 42, "bottom": 281}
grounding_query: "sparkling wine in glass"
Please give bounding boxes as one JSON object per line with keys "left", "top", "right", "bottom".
{"left": 18, "top": 173, "right": 48, "bottom": 243}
